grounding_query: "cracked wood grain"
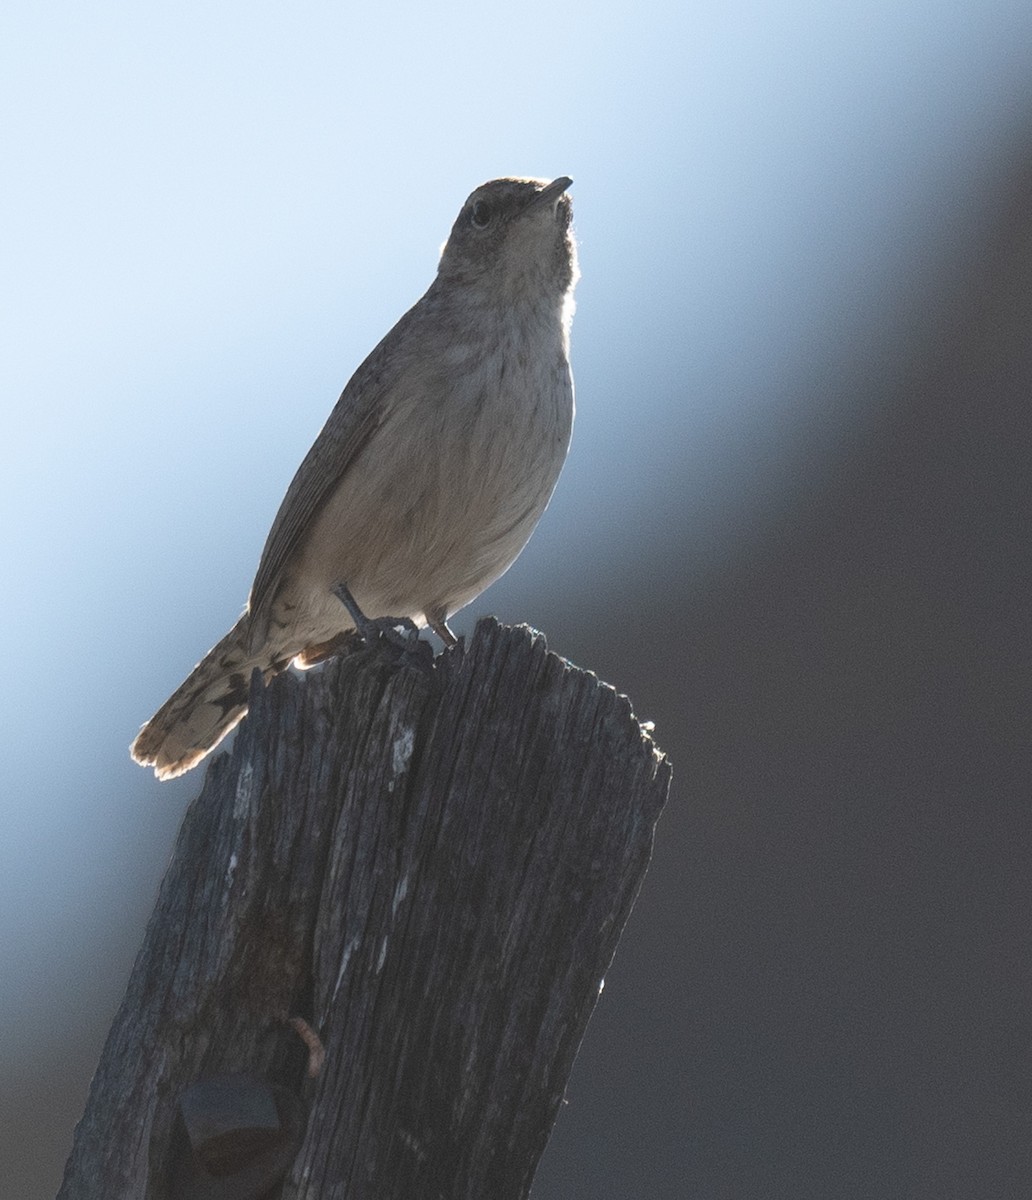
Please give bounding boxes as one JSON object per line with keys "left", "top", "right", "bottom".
{"left": 59, "top": 619, "right": 671, "bottom": 1200}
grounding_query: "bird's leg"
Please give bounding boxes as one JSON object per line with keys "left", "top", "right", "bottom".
{"left": 426, "top": 607, "right": 458, "bottom": 647}
{"left": 428, "top": 620, "right": 457, "bottom": 646}
{"left": 332, "top": 583, "right": 421, "bottom": 651}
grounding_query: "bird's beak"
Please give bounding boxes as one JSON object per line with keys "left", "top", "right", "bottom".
{"left": 528, "top": 176, "right": 573, "bottom": 209}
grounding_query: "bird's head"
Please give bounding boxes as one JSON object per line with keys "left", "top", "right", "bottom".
{"left": 437, "top": 176, "right": 579, "bottom": 310}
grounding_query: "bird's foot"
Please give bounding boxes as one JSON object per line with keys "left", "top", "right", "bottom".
{"left": 332, "top": 583, "right": 431, "bottom": 665}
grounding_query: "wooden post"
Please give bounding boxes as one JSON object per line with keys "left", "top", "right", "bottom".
{"left": 58, "top": 619, "right": 671, "bottom": 1200}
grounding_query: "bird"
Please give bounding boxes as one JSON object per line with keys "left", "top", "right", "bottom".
{"left": 131, "top": 175, "right": 578, "bottom": 780}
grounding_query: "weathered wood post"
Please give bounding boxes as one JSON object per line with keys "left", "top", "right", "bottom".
{"left": 59, "top": 619, "right": 671, "bottom": 1199}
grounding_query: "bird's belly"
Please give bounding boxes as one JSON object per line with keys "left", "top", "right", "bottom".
{"left": 286, "top": 365, "right": 571, "bottom": 638}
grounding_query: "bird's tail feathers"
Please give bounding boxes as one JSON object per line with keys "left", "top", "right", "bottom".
{"left": 131, "top": 615, "right": 284, "bottom": 781}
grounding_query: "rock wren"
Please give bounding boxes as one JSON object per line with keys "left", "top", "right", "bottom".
{"left": 131, "top": 176, "right": 578, "bottom": 780}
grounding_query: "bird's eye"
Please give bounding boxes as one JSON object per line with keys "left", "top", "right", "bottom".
{"left": 470, "top": 199, "right": 493, "bottom": 229}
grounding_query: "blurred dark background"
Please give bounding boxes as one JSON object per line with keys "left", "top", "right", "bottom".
{"left": 2, "top": 4, "right": 1031, "bottom": 1197}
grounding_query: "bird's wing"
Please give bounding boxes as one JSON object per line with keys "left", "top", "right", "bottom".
{"left": 247, "top": 319, "right": 412, "bottom": 622}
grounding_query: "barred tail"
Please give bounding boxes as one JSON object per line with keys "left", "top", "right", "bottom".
{"left": 131, "top": 615, "right": 282, "bottom": 781}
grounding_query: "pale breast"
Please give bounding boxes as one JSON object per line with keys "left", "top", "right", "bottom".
{"left": 289, "top": 307, "right": 573, "bottom": 635}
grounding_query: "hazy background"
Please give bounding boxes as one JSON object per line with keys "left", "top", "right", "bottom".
{"left": 3, "top": 2, "right": 1031, "bottom": 1196}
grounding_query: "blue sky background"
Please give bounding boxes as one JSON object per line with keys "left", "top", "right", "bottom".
{"left": 3, "top": 2, "right": 1032, "bottom": 1195}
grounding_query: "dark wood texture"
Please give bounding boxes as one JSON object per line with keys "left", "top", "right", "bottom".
{"left": 59, "top": 619, "right": 671, "bottom": 1200}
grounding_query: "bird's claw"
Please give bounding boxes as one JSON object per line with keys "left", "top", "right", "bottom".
{"left": 332, "top": 583, "right": 432, "bottom": 667}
